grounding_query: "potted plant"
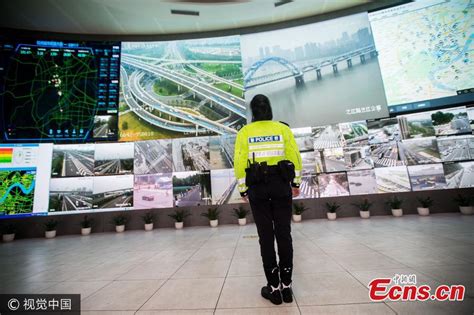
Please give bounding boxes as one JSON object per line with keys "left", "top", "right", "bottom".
{"left": 386, "top": 196, "right": 404, "bottom": 217}
{"left": 416, "top": 197, "right": 433, "bottom": 216}
{"left": 292, "top": 202, "right": 308, "bottom": 222}
{"left": 168, "top": 209, "right": 191, "bottom": 229}
{"left": 233, "top": 206, "right": 250, "bottom": 226}
{"left": 352, "top": 199, "right": 372, "bottom": 219}
{"left": 111, "top": 213, "right": 129, "bottom": 233}
{"left": 44, "top": 219, "right": 59, "bottom": 239}
{"left": 2, "top": 223, "right": 16, "bottom": 242}
{"left": 142, "top": 212, "right": 156, "bottom": 231}
{"left": 80, "top": 215, "right": 93, "bottom": 235}
{"left": 325, "top": 202, "right": 340, "bottom": 220}
{"left": 453, "top": 194, "right": 473, "bottom": 215}
{"left": 201, "top": 207, "right": 220, "bottom": 227}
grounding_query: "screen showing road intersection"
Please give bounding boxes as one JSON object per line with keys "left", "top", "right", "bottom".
{"left": 0, "top": 38, "right": 121, "bottom": 143}
{"left": 119, "top": 36, "right": 246, "bottom": 141}
{"left": 369, "top": 0, "right": 474, "bottom": 114}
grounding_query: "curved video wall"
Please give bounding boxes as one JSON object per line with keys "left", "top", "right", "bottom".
{"left": 0, "top": 0, "right": 473, "bottom": 218}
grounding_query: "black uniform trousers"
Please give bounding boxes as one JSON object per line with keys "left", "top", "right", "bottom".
{"left": 248, "top": 173, "right": 293, "bottom": 287}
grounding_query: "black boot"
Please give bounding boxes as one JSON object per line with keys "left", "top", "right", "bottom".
{"left": 280, "top": 265, "right": 293, "bottom": 303}
{"left": 261, "top": 284, "right": 282, "bottom": 305}
{"left": 261, "top": 266, "right": 282, "bottom": 305}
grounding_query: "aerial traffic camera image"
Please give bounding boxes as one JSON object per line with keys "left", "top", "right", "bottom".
{"left": 119, "top": 36, "right": 246, "bottom": 141}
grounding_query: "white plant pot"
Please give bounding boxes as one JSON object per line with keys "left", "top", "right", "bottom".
{"left": 115, "top": 225, "right": 125, "bottom": 233}
{"left": 391, "top": 208, "right": 403, "bottom": 217}
{"left": 210, "top": 219, "right": 218, "bottom": 227}
{"left": 45, "top": 230, "right": 56, "bottom": 239}
{"left": 292, "top": 214, "right": 302, "bottom": 222}
{"left": 2, "top": 233, "right": 15, "bottom": 242}
{"left": 175, "top": 221, "right": 183, "bottom": 229}
{"left": 359, "top": 210, "right": 370, "bottom": 219}
{"left": 417, "top": 207, "right": 430, "bottom": 216}
{"left": 144, "top": 223, "right": 154, "bottom": 231}
{"left": 459, "top": 206, "right": 473, "bottom": 215}
{"left": 327, "top": 212, "right": 337, "bottom": 220}
{"left": 81, "top": 227, "right": 91, "bottom": 236}
{"left": 238, "top": 218, "right": 247, "bottom": 226}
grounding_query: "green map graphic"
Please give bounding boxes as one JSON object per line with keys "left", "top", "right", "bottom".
{"left": 0, "top": 170, "right": 36, "bottom": 215}
{"left": 2, "top": 46, "right": 98, "bottom": 140}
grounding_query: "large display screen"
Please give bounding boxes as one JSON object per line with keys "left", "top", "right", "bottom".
{"left": 241, "top": 12, "right": 389, "bottom": 127}
{"left": 369, "top": 0, "right": 474, "bottom": 114}
{"left": 0, "top": 38, "right": 121, "bottom": 143}
{"left": 0, "top": 143, "right": 52, "bottom": 218}
{"left": 119, "top": 36, "right": 246, "bottom": 142}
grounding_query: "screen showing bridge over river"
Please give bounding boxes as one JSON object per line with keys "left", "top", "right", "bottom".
{"left": 241, "top": 12, "right": 389, "bottom": 127}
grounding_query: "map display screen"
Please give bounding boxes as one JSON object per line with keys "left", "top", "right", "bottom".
{"left": 369, "top": 0, "right": 474, "bottom": 114}
{"left": 0, "top": 38, "right": 121, "bottom": 143}
{"left": 0, "top": 143, "right": 52, "bottom": 218}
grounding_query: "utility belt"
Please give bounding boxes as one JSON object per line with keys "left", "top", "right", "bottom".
{"left": 245, "top": 156, "right": 295, "bottom": 187}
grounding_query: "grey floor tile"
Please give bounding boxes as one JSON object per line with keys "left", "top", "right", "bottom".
{"left": 328, "top": 251, "right": 403, "bottom": 271}
{"left": 215, "top": 307, "right": 300, "bottom": 314}
{"left": 119, "top": 262, "right": 183, "bottom": 280}
{"left": 40, "top": 281, "right": 111, "bottom": 300}
{"left": 141, "top": 278, "right": 224, "bottom": 310}
{"left": 227, "top": 257, "right": 265, "bottom": 277}
{"left": 412, "top": 264, "right": 474, "bottom": 297}
{"left": 69, "top": 262, "right": 138, "bottom": 281}
{"left": 292, "top": 272, "right": 373, "bottom": 305}
{"left": 386, "top": 298, "right": 474, "bottom": 315}
{"left": 137, "top": 311, "right": 213, "bottom": 315}
{"left": 299, "top": 303, "right": 395, "bottom": 314}
{"left": 81, "top": 280, "right": 164, "bottom": 311}
{"left": 172, "top": 259, "right": 231, "bottom": 279}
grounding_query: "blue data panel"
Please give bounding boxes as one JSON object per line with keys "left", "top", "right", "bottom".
{"left": 0, "top": 38, "right": 121, "bottom": 143}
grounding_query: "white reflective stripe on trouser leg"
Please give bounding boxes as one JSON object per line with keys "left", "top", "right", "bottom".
{"left": 248, "top": 150, "right": 284, "bottom": 159}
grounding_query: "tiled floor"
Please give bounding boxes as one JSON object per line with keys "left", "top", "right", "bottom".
{"left": 1, "top": 213, "right": 473, "bottom": 314}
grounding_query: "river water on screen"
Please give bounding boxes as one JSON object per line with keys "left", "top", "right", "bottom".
{"left": 245, "top": 59, "right": 389, "bottom": 127}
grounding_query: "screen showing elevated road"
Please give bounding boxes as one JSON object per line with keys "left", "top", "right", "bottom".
{"left": 119, "top": 36, "right": 246, "bottom": 141}
{"left": 0, "top": 37, "right": 120, "bottom": 143}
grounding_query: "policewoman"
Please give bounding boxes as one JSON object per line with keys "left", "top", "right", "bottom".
{"left": 234, "top": 94, "right": 302, "bottom": 305}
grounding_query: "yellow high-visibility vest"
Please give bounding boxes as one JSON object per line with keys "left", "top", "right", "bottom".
{"left": 234, "top": 120, "right": 302, "bottom": 193}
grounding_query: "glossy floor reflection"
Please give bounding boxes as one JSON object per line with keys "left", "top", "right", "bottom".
{"left": 1, "top": 213, "right": 473, "bottom": 314}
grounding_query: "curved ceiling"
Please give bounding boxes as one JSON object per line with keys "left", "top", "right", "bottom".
{"left": 0, "top": 0, "right": 387, "bottom": 36}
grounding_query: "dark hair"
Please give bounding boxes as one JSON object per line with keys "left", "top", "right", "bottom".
{"left": 250, "top": 94, "right": 273, "bottom": 122}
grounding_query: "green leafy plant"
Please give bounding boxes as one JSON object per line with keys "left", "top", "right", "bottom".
{"left": 201, "top": 207, "right": 220, "bottom": 221}
{"left": 417, "top": 196, "right": 434, "bottom": 208}
{"left": 111, "top": 213, "right": 129, "bottom": 226}
{"left": 2, "top": 223, "right": 16, "bottom": 235}
{"left": 325, "top": 202, "right": 340, "bottom": 213}
{"left": 386, "top": 196, "right": 403, "bottom": 209}
{"left": 168, "top": 209, "right": 191, "bottom": 223}
{"left": 292, "top": 202, "right": 309, "bottom": 215}
{"left": 453, "top": 194, "right": 471, "bottom": 207}
{"left": 80, "top": 215, "right": 93, "bottom": 229}
{"left": 232, "top": 206, "right": 250, "bottom": 219}
{"left": 352, "top": 199, "right": 373, "bottom": 212}
{"left": 43, "top": 219, "right": 59, "bottom": 232}
{"left": 142, "top": 212, "right": 156, "bottom": 224}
